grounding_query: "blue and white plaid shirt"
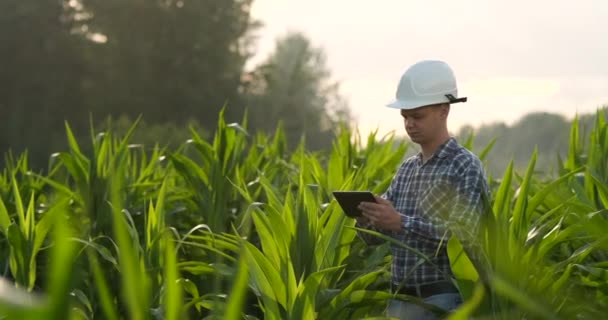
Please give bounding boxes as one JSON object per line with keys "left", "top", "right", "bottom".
{"left": 361, "top": 137, "right": 490, "bottom": 287}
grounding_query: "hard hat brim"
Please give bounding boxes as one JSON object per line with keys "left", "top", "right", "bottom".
{"left": 386, "top": 96, "right": 467, "bottom": 110}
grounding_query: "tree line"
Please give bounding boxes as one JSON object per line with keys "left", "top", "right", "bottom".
{"left": 1, "top": 1, "right": 604, "bottom": 176}
{"left": 0, "top": 0, "right": 351, "bottom": 169}
{"left": 453, "top": 109, "right": 607, "bottom": 176}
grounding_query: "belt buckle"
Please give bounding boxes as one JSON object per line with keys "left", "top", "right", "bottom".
{"left": 414, "top": 282, "right": 457, "bottom": 298}
{"left": 392, "top": 284, "right": 422, "bottom": 297}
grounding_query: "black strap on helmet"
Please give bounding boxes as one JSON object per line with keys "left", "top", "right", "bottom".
{"left": 445, "top": 94, "right": 467, "bottom": 104}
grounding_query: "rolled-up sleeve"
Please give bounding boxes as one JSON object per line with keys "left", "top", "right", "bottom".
{"left": 445, "top": 159, "right": 489, "bottom": 260}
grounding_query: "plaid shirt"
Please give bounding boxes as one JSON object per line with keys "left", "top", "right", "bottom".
{"left": 360, "top": 137, "right": 490, "bottom": 287}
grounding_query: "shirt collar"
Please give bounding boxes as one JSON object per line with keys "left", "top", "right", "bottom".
{"left": 436, "top": 137, "right": 458, "bottom": 159}
{"left": 415, "top": 137, "right": 458, "bottom": 163}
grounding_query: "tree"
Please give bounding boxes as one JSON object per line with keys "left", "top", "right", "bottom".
{"left": 0, "top": 0, "right": 259, "bottom": 168}
{"left": 78, "top": 0, "right": 258, "bottom": 126}
{"left": 0, "top": 0, "right": 87, "bottom": 168}
{"left": 462, "top": 112, "right": 580, "bottom": 176}
{"left": 242, "top": 31, "right": 351, "bottom": 150}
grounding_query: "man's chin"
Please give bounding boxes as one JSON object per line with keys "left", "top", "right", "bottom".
{"left": 408, "top": 135, "right": 421, "bottom": 143}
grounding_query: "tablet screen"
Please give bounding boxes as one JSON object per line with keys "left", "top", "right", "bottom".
{"left": 332, "top": 191, "right": 377, "bottom": 218}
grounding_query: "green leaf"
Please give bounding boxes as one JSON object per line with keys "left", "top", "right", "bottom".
{"left": 169, "top": 153, "right": 209, "bottom": 186}
{"left": 327, "top": 290, "right": 404, "bottom": 318}
{"left": 46, "top": 206, "right": 79, "bottom": 320}
{"left": 164, "top": 232, "right": 182, "bottom": 320}
{"left": 526, "top": 167, "right": 583, "bottom": 219}
{"left": 224, "top": 245, "right": 250, "bottom": 320}
{"left": 110, "top": 160, "right": 150, "bottom": 320}
{"left": 26, "top": 173, "right": 82, "bottom": 206}
{"left": 65, "top": 122, "right": 84, "bottom": 157}
{"left": 588, "top": 170, "right": 608, "bottom": 208}
{"left": 33, "top": 199, "right": 70, "bottom": 266}
{"left": 70, "top": 289, "right": 93, "bottom": 315}
{"left": 11, "top": 177, "right": 27, "bottom": 239}
{"left": 490, "top": 274, "right": 559, "bottom": 320}
{"left": 478, "top": 137, "right": 497, "bottom": 162}
{"left": 290, "top": 266, "right": 343, "bottom": 319}
{"left": 86, "top": 248, "right": 119, "bottom": 320}
{"left": 567, "top": 115, "right": 580, "bottom": 170}
{"left": 7, "top": 223, "right": 28, "bottom": 289}
{"left": 447, "top": 281, "right": 485, "bottom": 320}
{"left": 316, "top": 204, "right": 354, "bottom": 271}
{"left": 447, "top": 236, "right": 479, "bottom": 282}
{"left": 510, "top": 148, "right": 537, "bottom": 246}
{"left": 0, "top": 197, "right": 11, "bottom": 235}
{"left": 178, "top": 262, "right": 216, "bottom": 275}
{"left": 251, "top": 209, "right": 287, "bottom": 272}
{"left": 325, "top": 269, "right": 383, "bottom": 315}
{"left": 243, "top": 242, "right": 284, "bottom": 316}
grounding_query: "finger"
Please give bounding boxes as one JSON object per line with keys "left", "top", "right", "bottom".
{"left": 368, "top": 216, "right": 377, "bottom": 225}
{"left": 358, "top": 201, "right": 375, "bottom": 209}
{"left": 374, "top": 196, "right": 391, "bottom": 205}
{"left": 359, "top": 202, "right": 382, "bottom": 211}
{"left": 362, "top": 211, "right": 379, "bottom": 223}
{"left": 361, "top": 206, "right": 384, "bottom": 220}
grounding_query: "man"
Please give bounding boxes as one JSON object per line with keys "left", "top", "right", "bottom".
{"left": 357, "top": 60, "right": 490, "bottom": 319}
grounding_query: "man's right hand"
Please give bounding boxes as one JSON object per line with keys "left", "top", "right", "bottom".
{"left": 358, "top": 196, "right": 402, "bottom": 232}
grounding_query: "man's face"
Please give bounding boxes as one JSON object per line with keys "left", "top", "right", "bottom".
{"left": 400, "top": 104, "right": 449, "bottom": 144}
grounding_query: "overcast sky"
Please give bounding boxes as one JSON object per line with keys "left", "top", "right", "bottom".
{"left": 249, "top": 0, "right": 608, "bottom": 136}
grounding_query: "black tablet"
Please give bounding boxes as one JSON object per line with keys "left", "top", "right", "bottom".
{"left": 332, "top": 191, "right": 377, "bottom": 218}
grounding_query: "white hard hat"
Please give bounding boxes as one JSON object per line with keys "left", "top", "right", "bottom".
{"left": 387, "top": 60, "right": 467, "bottom": 110}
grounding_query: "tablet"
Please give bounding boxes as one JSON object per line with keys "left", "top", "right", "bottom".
{"left": 332, "top": 191, "right": 377, "bottom": 218}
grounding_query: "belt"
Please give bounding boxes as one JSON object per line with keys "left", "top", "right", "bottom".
{"left": 393, "top": 281, "right": 459, "bottom": 299}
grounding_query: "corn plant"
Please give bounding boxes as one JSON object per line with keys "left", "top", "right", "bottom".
{"left": 0, "top": 109, "right": 606, "bottom": 319}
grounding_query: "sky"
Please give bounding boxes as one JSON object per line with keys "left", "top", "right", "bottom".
{"left": 248, "top": 0, "right": 608, "bottom": 137}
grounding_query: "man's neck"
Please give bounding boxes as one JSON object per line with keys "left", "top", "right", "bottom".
{"left": 420, "top": 133, "right": 451, "bottom": 163}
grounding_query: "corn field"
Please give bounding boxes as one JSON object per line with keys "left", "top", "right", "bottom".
{"left": 0, "top": 110, "right": 607, "bottom": 319}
